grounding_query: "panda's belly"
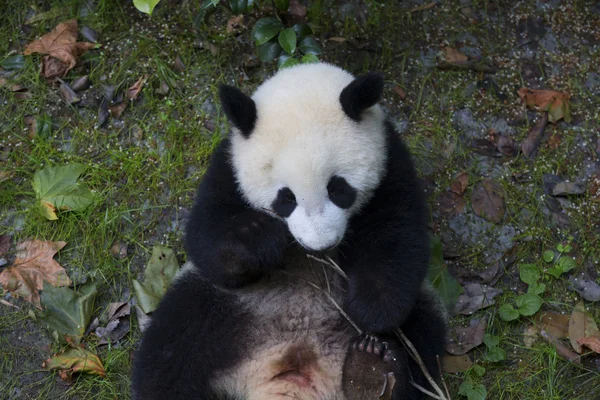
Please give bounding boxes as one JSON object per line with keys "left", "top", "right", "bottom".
{"left": 213, "top": 259, "right": 356, "bottom": 400}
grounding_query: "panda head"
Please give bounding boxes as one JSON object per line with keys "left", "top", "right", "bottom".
{"left": 221, "top": 63, "right": 387, "bottom": 252}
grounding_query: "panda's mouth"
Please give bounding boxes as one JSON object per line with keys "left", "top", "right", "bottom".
{"left": 272, "top": 369, "right": 313, "bottom": 387}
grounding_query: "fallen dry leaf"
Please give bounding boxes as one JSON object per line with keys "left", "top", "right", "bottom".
{"left": 496, "top": 134, "right": 518, "bottom": 157}
{"left": 109, "top": 102, "right": 127, "bottom": 118}
{"left": 521, "top": 112, "right": 548, "bottom": 158}
{"left": 0, "top": 240, "right": 71, "bottom": 307}
{"left": 41, "top": 55, "right": 69, "bottom": 81}
{"left": 437, "top": 191, "right": 466, "bottom": 218}
{"left": 43, "top": 345, "right": 106, "bottom": 383}
{"left": 569, "top": 300, "right": 600, "bottom": 353}
{"left": 534, "top": 311, "right": 570, "bottom": 339}
{"left": 126, "top": 76, "right": 147, "bottom": 101}
{"left": 578, "top": 337, "right": 600, "bottom": 354}
{"left": 409, "top": 2, "right": 436, "bottom": 12}
{"left": 393, "top": 86, "right": 406, "bottom": 100}
{"left": 0, "top": 235, "right": 10, "bottom": 257}
{"left": 517, "top": 88, "right": 572, "bottom": 123}
{"left": 450, "top": 172, "right": 469, "bottom": 195}
{"left": 471, "top": 179, "right": 506, "bottom": 223}
{"left": 442, "top": 354, "right": 473, "bottom": 373}
{"left": 24, "top": 19, "right": 96, "bottom": 73}
{"left": 541, "top": 329, "right": 580, "bottom": 363}
{"left": 442, "top": 47, "right": 468, "bottom": 64}
{"left": 446, "top": 317, "right": 487, "bottom": 355}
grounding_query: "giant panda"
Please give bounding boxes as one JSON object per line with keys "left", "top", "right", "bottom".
{"left": 131, "top": 63, "right": 448, "bottom": 400}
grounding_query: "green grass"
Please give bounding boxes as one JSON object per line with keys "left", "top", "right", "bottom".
{"left": 1, "top": 0, "right": 600, "bottom": 399}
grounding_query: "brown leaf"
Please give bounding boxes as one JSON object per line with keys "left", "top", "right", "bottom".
{"left": 289, "top": 0, "right": 307, "bottom": 22}
{"left": 126, "top": 76, "right": 147, "bottom": 101}
{"left": 534, "top": 311, "right": 570, "bottom": 339}
{"left": 226, "top": 15, "right": 246, "bottom": 35}
{"left": 471, "top": 179, "right": 506, "bottom": 223}
{"left": 442, "top": 354, "right": 473, "bottom": 373}
{"left": 577, "top": 337, "right": 600, "bottom": 354}
{"left": 24, "top": 19, "right": 96, "bottom": 71}
{"left": 437, "top": 191, "right": 466, "bottom": 218}
{"left": 450, "top": 172, "right": 469, "bottom": 195}
{"left": 569, "top": 301, "right": 600, "bottom": 353}
{"left": 409, "top": 2, "right": 436, "bottom": 12}
{"left": 541, "top": 329, "right": 580, "bottom": 363}
{"left": 521, "top": 112, "right": 548, "bottom": 158}
{"left": 43, "top": 345, "right": 106, "bottom": 383}
{"left": 393, "top": 86, "right": 406, "bottom": 100}
{"left": 0, "top": 240, "right": 71, "bottom": 307}
{"left": 41, "top": 55, "right": 69, "bottom": 80}
{"left": 446, "top": 317, "right": 487, "bottom": 355}
{"left": 0, "top": 235, "right": 10, "bottom": 257}
{"left": 442, "top": 47, "right": 468, "bottom": 64}
{"left": 109, "top": 102, "right": 127, "bottom": 118}
{"left": 517, "top": 88, "right": 572, "bottom": 123}
{"left": 173, "top": 55, "right": 186, "bottom": 73}
{"left": 496, "top": 135, "right": 518, "bottom": 157}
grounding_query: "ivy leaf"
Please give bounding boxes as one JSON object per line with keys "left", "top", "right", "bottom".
{"left": 274, "top": 0, "right": 290, "bottom": 11}
{"left": 546, "top": 267, "right": 564, "bottom": 279}
{"left": 458, "top": 381, "right": 487, "bottom": 400}
{"left": 483, "top": 334, "right": 499, "bottom": 348}
{"left": 292, "top": 23, "right": 312, "bottom": 41}
{"left": 542, "top": 250, "right": 555, "bottom": 263}
{"left": 527, "top": 282, "right": 546, "bottom": 295}
{"left": 484, "top": 346, "right": 506, "bottom": 362}
{"left": 519, "top": 264, "right": 540, "bottom": 285}
{"left": 133, "top": 245, "right": 179, "bottom": 314}
{"left": 252, "top": 17, "right": 283, "bottom": 45}
{"left": 229, "top": 0, "right": 248, "bottom": 15}
{"left": 427, "top": 236, "right": 463, "bottom": 313}
{"left": 39, "top": 281, "right": 97, "bottom": 344}
{"left": 278, "top": 55, "right": 300, "bottom": 69}
{"left": 133, "top": 0, "right": 161, "bottom": 15}
{"left": 43, "top": 345, "right": 106, "bottom": 382}
{"left": 499, "top": 304, "right": 519, "bottom": 321}
{"left": 557, "top": 257, "right": 576, "bottom": 273}
{"left": 301, "top": 53, "right": 319, "bottom": 64}
{"left": 258, "top": 39, "right": 282, "bottom": 62}
{"left": 516, "top": 293, "right": 543, "bottom": 316}
{"left": 472, "top": 365, "right": 486, "bottom": 377}
{"left": 278, "top": 28, "right": 297, "bottom": 55}
{"left": 32, "top": 164, "right": 94, "bottom": 220}
{"left": 298, "top": 37, "right": 322, "bottom": 55}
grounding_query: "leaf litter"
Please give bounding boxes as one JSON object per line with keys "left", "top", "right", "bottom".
{"left": 446, "top": 317, "right": 487, "bottom": 355}
{"left": 517, "top": 88, "right": 572, "bottom": 123}
{"left": 43, "top": 344, "right": 106, "bottom": 383}
{"left": 569, "top": 300, "right": 600, "bottom": 354}
{"left": 0, "top": 240, "right": 71, "bottom": 307}
{"left": 470, "top": 179, "right": 506, "bottom": 223}
{"left": 133, "top": 245, "right": 180, "bottom": 314}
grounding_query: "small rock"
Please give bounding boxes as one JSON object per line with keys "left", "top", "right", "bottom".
{"left": 97, "top": 100, "right": 109, "bottom": 127}
{"left": 81, "top": 26, "right": 99, "bottom": 43}
{"left": 156, "top": 81, "right": 169, "bottom": 95}
{"left": 543, "top": 174, "right": 562, "bottom": 195}
{"left": 571, "top": 274, "right": 600, "bottom": 302}
{"left": 110, "top": 241, "right": 128, "bottom": 259}
{"left": 204, "top": 120, "right": 216, "bottom": 132}
{"left": 174, "top": 55, "right": 186, "bottom": 73}
{"left": 58, "top": 82, "right": 80, "bottom": 104}
{"left": 131, "top": 124, "right": 143, "bottom": 141}
{"left": 71, "top": 75, "right": 91, "bottom": 92}
{"left": 552, "top": 182, "right": 585, "bottom": 196}
{"left": 496, "top": 135, "right": 518, "bottom": 156}
{"left": 101, "top": 84, "right": 116, "bottom": 102}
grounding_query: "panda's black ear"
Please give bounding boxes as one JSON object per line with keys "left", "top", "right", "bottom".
{"left": 219, "top": 84, "right": 257, "bottom": 137}
{"left": 339, "top": 73, "right": 384, "bottom": 121}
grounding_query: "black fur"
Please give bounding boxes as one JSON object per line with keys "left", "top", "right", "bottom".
{"left": 219, "top": 85, "right": 257, "bottom": 137}
{"left": 339, "top": 73, "right": 384, "bottom": 121}
{"left": 131, "top": 273, "right": 251, "bottom": 400}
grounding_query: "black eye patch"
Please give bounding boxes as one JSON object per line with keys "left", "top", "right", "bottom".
{"left": 327, "top": 176, "right": 357, "bottom": 209}
{"left": 271, "top": 187, "right": 297, "bottom": 218}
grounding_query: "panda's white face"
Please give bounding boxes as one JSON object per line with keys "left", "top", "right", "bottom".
{"left": 228, "top": 63, "right": 387, "bottom": 252}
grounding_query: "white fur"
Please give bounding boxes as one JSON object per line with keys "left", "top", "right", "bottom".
{"left": 230, "top": 63, "right": 387, "bottom": 251}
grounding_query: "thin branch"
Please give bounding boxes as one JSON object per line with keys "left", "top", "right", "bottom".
{"left": 303, "top": 280, "right": 363, "bottom": 335}
{"left": 437, "top": 355, "right": 452, "bottom": 400}
{"left": 0, "top": 299, "right": 20, "bottom": 309}
{"left": 410, "top": 381, "right": 445, "bottom": 400}
{"left": 306, "top": 254, "right": 349, "bottom": 281}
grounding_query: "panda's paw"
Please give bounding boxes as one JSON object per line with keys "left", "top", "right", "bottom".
{"left": 352, "top": 334, "right": 399, "bottom": 363}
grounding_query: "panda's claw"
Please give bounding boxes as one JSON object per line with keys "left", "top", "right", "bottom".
{"left": 353, "top": 334, "right": 397, "bottom": 363}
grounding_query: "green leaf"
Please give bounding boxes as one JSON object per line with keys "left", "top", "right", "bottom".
{"left": 298, "top": 37, "right": 322, "bottom": 55}
{"left": 278, "top": 28, "right": 297, "bottom": 55}
{"left": 1, "top": 55, "right": 25, "bottom": 70}
{"left": 278, "top": 55, "right": 300, "bottom": 69}
{"left": 542, "top": 249, "right": 555, "bottom": 263}
{"left": 557, "top": 257, "right": 576, "bottom": 272}
{"left": 301, "top": 53, "right": 319, "bottom": 64}
{"left": 527, "top": 282, "right": 546, "bottom": 295}
{"left": 133, "top": 245, "right": 180, "bottom": 314}
{"left": 292, "top": 24, "right": 312, "bottom": 41}
{"left": 557, "top": 243, "right": 566, "bottom": 253}
{"left": 133, "top": 0, "right": 161, "bottom": 15}
{"left": 519, "top": 264, "right": 540, "bottom": 285}
{"left": 546, "top": 267, "right": 563, "bottom": 279}
{"left": 484, "top": 346, "right": 506, "bottom": 362}
{"left": 32, "top": 164, "right": 94, "bottom": 220}
{"left": 228, "top": 0, "right": 247, "bottom": 14}
{"left": 258, "top": 39, "right": 282, "bottom": 62}
{"left": 516, "top": 293, "right": 543, "bottom": 316}
{"left": 472, "top": 365, "right": 486, "bottom": 377}
{"left": 274, "top": 0, "right": 289, "bottom": 11}
{"left": 39, "top": 281, "right": 97, "bottom": 344}
{"left": 458, "top": 381, "right": 487, "bottom": 400}
{"left": 427, "top": 236, "right": 464, "bottom": 313}
{"left": 252, "top": 17, "right": 283, "bottom": 45}
{"left": 483, "top": 334, "right": 499, "bottom": 348}
{"left": 499, "top": 304, "right": 519, "bottom": 321}
{"left": 43, "top": 346, "right": 106, "bottom": 379}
